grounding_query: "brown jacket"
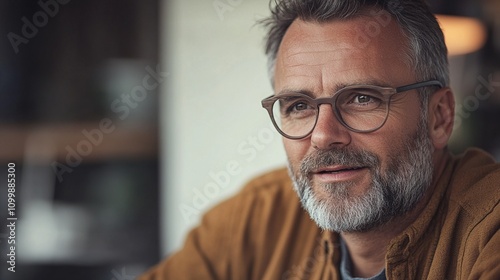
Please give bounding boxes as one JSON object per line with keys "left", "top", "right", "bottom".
{"left": 140, "top": 149, "right": 500, "bottom": 279}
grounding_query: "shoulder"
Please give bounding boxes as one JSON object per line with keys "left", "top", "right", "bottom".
{"left": 200, "top": 167, "right": 315, "bottom": 243}
{"left": 239, "top": 167, "right": 295, "bottom": 198}
{"left": 201, "top": 167, "right": 302, "bottom": 226}
{"left": 445, "top": 148, "right": 500, "bottom": 278}
{"left": 142, "top": 169, "right": 302, "bottom": 280}
{"left": 217, "top": 167, "right": 302, "bottom": 221}
{"left": 446, "top": 148, "right": 500, "bottom": 249}
{"left": 198, "top": 167, "right": 315, "bottom": 258}
{"left": 448, "top": 148, "right": 500, "bottom": 215}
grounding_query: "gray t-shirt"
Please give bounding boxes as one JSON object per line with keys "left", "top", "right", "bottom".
{"left": 340, "top": 238, "right": 386, "bottom": 280}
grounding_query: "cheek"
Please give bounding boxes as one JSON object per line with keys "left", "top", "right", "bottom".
{"left": 387, "top": 96, "right": 422, "bottom": 132}
{"left": 356, "top": 115, "right": 414, "bottom": 170}
{"left": 381, "top": 98, "right": 421, "bottom": 139}
{"left": 365, "top": 120, "right": 419, "bottom": 170}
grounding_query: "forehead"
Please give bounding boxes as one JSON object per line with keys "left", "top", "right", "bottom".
{"left": 274, "top": 14, "right": 414, "bottom": 94}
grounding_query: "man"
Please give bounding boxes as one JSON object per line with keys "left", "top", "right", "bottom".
{"left": 141, "top": 0, "right": 500, "bottom": 279}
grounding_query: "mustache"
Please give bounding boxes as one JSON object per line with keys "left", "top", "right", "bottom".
{"left": 299, "top": 147, "right": 380, "bottom": 175}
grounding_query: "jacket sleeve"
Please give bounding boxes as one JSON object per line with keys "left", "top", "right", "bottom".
{"left": 138, "top": 195, "right": 244, "bottom": 280}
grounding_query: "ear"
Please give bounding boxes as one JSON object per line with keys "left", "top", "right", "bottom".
{"left": 428, "top": 87, "right": 455, "bottom": 149}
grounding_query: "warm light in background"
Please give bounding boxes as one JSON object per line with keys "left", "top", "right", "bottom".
{"left": 437, "top": 14, "right": 487, "bottom": 56}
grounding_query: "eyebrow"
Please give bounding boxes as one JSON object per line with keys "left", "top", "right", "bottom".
{"left": 276, "top": 79, "right": 393, "bottom": 97}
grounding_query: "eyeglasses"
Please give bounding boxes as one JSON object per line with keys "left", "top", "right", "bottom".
{"left": 261, "top": 80, "right": 443, "bottom": 140}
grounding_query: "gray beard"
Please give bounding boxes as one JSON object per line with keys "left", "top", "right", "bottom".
{"left": 288, "top": 119, "right": 434, "bottom": 233}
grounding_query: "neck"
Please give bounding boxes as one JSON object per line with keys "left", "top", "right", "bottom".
{"left": 340, "top": 149, "right": 450, "bottom": 278}
{"left": 340, "top": 220, "right": 405, "bottom": 277}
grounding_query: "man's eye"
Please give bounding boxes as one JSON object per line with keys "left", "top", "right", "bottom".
{"left": 280, "top": 99, "right": 315, "bottom": 118}
{"left": 354, "top": 95, "right": 373, "bottom": 104}
{"left": 292, "top": 102, "right": 309, "bottom": 111}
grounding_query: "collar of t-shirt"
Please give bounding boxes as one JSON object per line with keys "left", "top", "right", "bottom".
{"left": 340, "top": 237, "right": 386, "bottom": 280}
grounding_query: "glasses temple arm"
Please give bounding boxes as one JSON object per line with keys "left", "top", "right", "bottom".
{"left": 396, "top": 80, "right": 444, "bottom": 93}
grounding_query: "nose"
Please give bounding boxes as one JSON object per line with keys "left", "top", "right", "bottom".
{"left": 310, "top": 104, "right": 352, "bottom": 149}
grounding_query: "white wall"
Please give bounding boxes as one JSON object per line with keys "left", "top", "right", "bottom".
{"left": 160, "top": 0, "right": 287, "bottom": 256}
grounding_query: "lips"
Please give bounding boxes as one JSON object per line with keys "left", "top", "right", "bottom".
{"left": 314, "top": 166, "right": 366, "bottom": 174}
{"left": 311, "top": 165, "right": 369, "bottom": 183}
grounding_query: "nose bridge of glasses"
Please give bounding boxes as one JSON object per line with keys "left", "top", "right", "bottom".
{"left": 314, "top": 98, "right": 345, "bottom": 130}
{"left": 314, "top": 95, "right": 338, "bottom": 115}
{"left": 308, "top": 97, "right": 353, "bottom": 147}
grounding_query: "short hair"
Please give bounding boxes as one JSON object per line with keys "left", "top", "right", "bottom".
{"left": 260, "top": 0, "right": 449, "bottom": 108}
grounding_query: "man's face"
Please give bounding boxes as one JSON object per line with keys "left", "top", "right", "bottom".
{"left": 274, "top": 15, "right": 435, "bottom": 232}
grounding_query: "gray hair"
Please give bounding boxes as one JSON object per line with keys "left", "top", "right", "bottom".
{"left": 259, "top": 0, "right": 449, "bottom": 107}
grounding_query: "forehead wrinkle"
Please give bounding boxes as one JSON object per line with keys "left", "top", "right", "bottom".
{"left": 284, "top": 30, "right": 353, "bottom": 49}
{"left": 284, "top": 47, "right": 355, "bottom": 66}
{"left": 285, "top": 63, "right": 324, "bottom": 69}
{"left": 285, "top": 47, "right": 350, "bottom": 57}
{"left": 276, "top": 87, "right": 315, "bottom": 97}
{"left": 279, "top": 64, "right": 390, "bottom": 98}
{"left": 284, "top": 73, "right": 317, "bottom": 79}
{"left": 283, "top": 60, "right": 375, "bottom": 77}
{"left": 286, "top": 59, "right": 374, "bottom": 69}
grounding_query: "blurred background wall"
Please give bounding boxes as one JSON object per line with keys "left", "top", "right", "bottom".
{"left": 161, "top": 0, "right": 286, "bottom": 257}
{"left": 0, "top": 0, "right": 499, "bottom": 279}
